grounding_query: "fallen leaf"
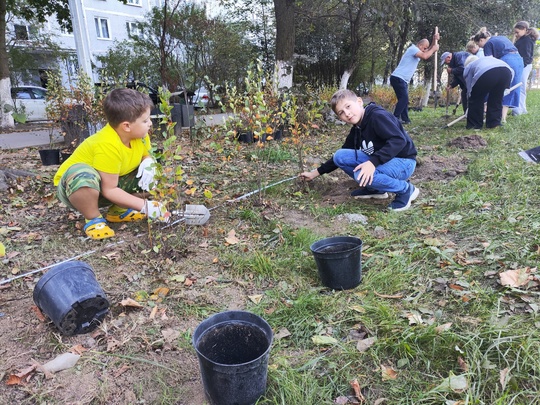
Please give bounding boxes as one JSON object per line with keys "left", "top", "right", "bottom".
{"left": 500, "top": 367, "right": 510, "bottom": 390}
{"left": 405, "top": 311, "right": 424, "bottom": 325}
{"left": 458, "top": 356, "right": 469, "bottom": 372}
{"left": 225, "top": 229, "right": 240, "bottom": 245}
{"left": 170, "top": 274, "right": 186, "bottom": 283}
{"left": 113, "top": 364, "right": 130, "bottom": 378}
{"left": 149, "top": 305, "right": 158, "bottom": 319}
{"left": 435, "top": 322, "right": 453, "bottom": 333}
{"left": 0, "top": 242, "right": 5, "bottom": 257}
{"left": 356, "top": 337, "right": 377, "bottom": 353}
{"left": 184, "top": 278, "right": 194, "bottom": 287}
{"left": 70, "top": 344, "right": 87, "bottom": 355}
{"left": 6, "top": 364, "right": 38, "bottom": 385}
{"left": 350, "top": 378, "right": 365, "bottom": 401}
{"left": 432, "top": 374, "right": 468, "bottom": 393}
{"left": 120, "top": 298, "right": 143, "bottom": 308}
{"left": 248, "top": 294, "right": 263, "bottom": 304}
{"left": 274, "top": 327, "right": 291, "bottom": 340}
{"left": 499, "top": 268, "right": 535, "bottom": 288}
{"left": 312, "top": 335, "right": 338, "bottom": 345}
{"left": 31, "top": 305, "right": 46, "bottom": 322}
{"left": 349, "top": 305, "right": 366, "bottom": 313}
{"left": 381, "top": 364, "right": 398, "bottom": 380}
{"left": 334, "top": 396, "right": 349, "bottom": 404}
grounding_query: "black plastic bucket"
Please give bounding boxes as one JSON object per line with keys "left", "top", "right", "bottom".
{"left": 33, "top": 261, "right": 109, "bottom": 336}
{"left": 192, "top": 310, "right": 273, "bottom": 405}
{"left": 310, "top": 236, "right": 363, "bottom": 290}
{"left": 38, "top": 149, "right": 60, "bottom": 166}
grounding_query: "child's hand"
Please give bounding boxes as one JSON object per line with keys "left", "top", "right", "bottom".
{"left": 137, "top": 158, "right": 157, "bottom": 191}
{"left": 353, "top": 161, "right": 375, "bottom": 187}
{"left": 141, "top": 200, "right": 170, "bottom": 222}
{"left": 299, "top": 170, "right": 319, "bottom": 181}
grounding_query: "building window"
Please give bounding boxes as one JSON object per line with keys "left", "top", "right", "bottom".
{"left": 14, "top": 24, "right": 29, "bottom": 40}
{"left": 126, "top": 0, "right": 142, "bottom": 5}
{"left": 126, "top": 21, "right": 141, "bottom": 38}
{"left": 94, "top": 17, "right": 110, "bottom": 39}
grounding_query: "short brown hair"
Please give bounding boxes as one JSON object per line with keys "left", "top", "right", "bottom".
{"left": 330, "top": 89, "right": 358, "bottom": 113}
{"left": 103, "top": 88, "right": 154, "bottom": 128}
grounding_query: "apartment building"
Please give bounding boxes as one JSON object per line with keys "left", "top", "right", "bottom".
{"left": 8, "top": 0, "right": 163, "bottom": 86}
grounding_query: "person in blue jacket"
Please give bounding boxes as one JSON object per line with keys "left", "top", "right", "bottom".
{"left": 512, "top": 21, "right": 539, "bottom": 115}
{"left": 474, "top": 27, "right": 523, "bottom": 123}
{"left": 441, "top": 50, "right": 471, "bottom": 113}
{"left": 389, "top": 34, "right": 439, "bottom": 124}
{"left": 299, "top": 89, "right": 419, "bottom": 212}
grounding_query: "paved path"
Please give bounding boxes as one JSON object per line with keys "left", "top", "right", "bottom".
{"left": 0, "top": 129, "right": 64, "bottom": 150}
{"left": 0, "top": 113, "right": 231, "bottom": 150}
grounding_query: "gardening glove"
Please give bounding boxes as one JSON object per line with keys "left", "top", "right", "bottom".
{"left": 141, "top": 200, "right": 170, "bottom": 223}
{"left": 136, "top": 158, "right": 157, "bottom": 191}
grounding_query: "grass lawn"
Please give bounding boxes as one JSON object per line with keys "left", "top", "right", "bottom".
{"left": 1, "top": 90, "right": 539, "bottom": 404}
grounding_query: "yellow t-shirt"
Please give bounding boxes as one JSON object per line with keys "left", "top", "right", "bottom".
{"left": 53, "top": 124, "right": 151, "bottom": 186}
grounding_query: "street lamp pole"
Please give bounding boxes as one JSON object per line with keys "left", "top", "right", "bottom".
{"left": 67, "top": 0, "right": 94, "bottom": 83}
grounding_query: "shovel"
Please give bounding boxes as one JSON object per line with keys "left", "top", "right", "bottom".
{"left": 166, "top": 204, "right": 211, "bottom": 228}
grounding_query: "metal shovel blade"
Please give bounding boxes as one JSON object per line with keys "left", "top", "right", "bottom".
{"left": 183, "top": 204, "right": 210, "bottom": 225}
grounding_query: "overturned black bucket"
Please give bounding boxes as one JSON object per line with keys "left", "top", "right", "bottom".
{"left": 193, "top": 310, "right": 273, "bottom": 405}
{"left": 33, "top": 261, "right": 109, "bottom": 336}
{"left": 310, "top": 236, "right": 363, "bottom": 290}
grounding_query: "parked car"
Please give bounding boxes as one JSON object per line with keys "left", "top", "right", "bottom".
{"left": 11, "top": 86, "right": 48, "bottom": 121}
{"left": 192, "top": 86, "right": 211, "bottom": 109}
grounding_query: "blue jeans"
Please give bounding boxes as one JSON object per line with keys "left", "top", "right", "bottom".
{"left": 333, "top": 149, "right": 416, "bottom": 194}
{"left": 390, "top": 75, "right": 410, "bottom": 123}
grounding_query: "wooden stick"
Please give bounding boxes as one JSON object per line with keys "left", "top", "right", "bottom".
{"left": 433, "top": 26, "right": 439, "bottom": 94}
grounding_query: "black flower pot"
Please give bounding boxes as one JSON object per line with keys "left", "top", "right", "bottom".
{"left": 39, "top": 149, "right": 61, "bottom": 166}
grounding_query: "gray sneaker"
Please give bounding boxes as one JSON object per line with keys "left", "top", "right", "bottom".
{"left": 351, "top": 188, "right": 389, "bottom": 199}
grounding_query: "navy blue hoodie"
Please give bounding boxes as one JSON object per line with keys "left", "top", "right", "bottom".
{"left": 317, "top": 102, "right": 417, "bottom": 175}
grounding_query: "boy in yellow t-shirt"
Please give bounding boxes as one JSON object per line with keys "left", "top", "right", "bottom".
{"left": 54, "top": 88, "right": 169, "bottom": 240}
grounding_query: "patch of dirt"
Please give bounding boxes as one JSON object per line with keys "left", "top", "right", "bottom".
{"left": 0, "top": 133, "right": 474, "bottom": 404}
{"left": 413, "top": 154, "right": 469, "bottom": 183}
{"left": 447, "top": 134, "right": 488, "bottom": 150}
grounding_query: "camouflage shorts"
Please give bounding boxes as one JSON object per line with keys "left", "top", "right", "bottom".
{"left": 56, "top": 163, "right": 141, "bottom": 209}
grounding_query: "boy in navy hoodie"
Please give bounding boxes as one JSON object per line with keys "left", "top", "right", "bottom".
{"left": 300, "top": 89, "right": 419, "bottom": 211}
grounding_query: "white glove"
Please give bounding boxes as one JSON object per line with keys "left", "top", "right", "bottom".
{"left": 136, "top": 158, "right": 157, "bottom": 191}
{"left": 141, "top": 200, "right": 170, "bottom": 222}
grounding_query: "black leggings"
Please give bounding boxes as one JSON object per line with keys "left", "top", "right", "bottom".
{"left": 467, "top": 67, "right": 512, "bottom": 129}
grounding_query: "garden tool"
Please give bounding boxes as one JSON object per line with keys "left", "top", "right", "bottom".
{"left": 167, "top": 204, "right": 211, "bottom": 228}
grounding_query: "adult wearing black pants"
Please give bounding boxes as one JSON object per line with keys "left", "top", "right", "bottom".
{"left": 463, "top": 55, "right": 513, "bottom": 129}
{"left": 441, "top": 51, "right": 470, "bottom": 114}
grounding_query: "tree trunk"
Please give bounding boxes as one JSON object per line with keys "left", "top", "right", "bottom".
{"left": 0, "top": 0, "right": 15, "bottom": 130}
{"left": 339, "top": 69, "right": 353, "bottom": 90}
{"left": 274, "top": 0, "right": 295, "bottom": 90}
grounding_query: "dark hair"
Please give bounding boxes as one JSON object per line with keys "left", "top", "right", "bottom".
{"left": 514, "top": 20, "right": 540, "bottom": 40}
{"left": 473, "top": 27, "right": 491, "bottom": 43}
{"left": 330, "top": 89, "right": 358, "bottom": 113}
{"left": 102, "top": 88, "right": 154, "bottom": 128}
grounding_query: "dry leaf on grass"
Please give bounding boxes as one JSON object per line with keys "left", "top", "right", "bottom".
{"left": 499, "top": 268, "right": 537, "bottom": 288}
{"left": 381, "top": 364, "right": 398, "bottom": 380}
{"left": 350, "top": 378, "right": 365, "bottom": 402}
{"left": 274, "top": 327, "right": 291, "bottom": 340}
{"left": 107, "top": 337, "right": 122, "bottom": 352}
{"left": 356, "top": 337, "right": 377, "bottom": 353}
{"left": 435, "top": 322, "right": 453, "bottom": 333}
{"left": 248, "top": 294, "right": 263, "bottom": 304}
{"left": 225, "top": 229, "right": 240, "bottom": 245}
{"left": 120, "top": 298, "right": 143, "bottom": 308}
{"left": 500, "top": 367, "right": 510, "bottom": 390}
{"left": 149, "top": 305, "right": 158, "bottom": 319}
